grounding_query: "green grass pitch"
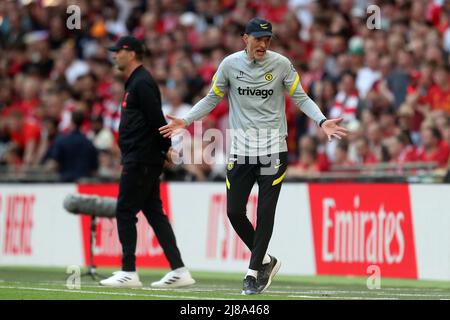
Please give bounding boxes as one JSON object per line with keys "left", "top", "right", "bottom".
{"left": 0, "top": 266, "right": 449, "bottom": 300}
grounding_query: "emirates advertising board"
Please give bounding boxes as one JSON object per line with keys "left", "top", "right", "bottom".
{"left": 0, "top": 183, "right": 449, "bottom": 281}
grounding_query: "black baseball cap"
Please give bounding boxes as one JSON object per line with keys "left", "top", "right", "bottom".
{"left": 242, "top": 18, "right": 273, "bottom": 38}
{"left": 107, "top": 36, "right": 144, "bottom": 53}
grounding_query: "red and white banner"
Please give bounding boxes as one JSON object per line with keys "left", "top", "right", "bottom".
{"left": 0, "top": 183, "right": 449, "bottom": 281}
{"left": 308, "top": 184, "right": 417, "bottom": 278}
{"left": 77, "top": 183, "right": 171, "bottom": 268}
{"left": 0, "top": 185, "right": 82, "bottom": 266}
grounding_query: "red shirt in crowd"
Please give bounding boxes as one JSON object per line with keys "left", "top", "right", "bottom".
{"left": 359, "top": 152, "right": 378, "bottom": 165}
{"left": 292, "top": 152, "right": 329, "bottom": 173}
{"left": 390, "top": 145, "right": 417, "bottom": 164}
{"left": 10, "top": 119, "right": 41, "bottom": 149}
{"left": 428, "top": 84, "right": 450, "bottom": 113}
{"left": 415, "top": 141, "right": 450, "bottom": 168}
{"left": 291, "top": 160, "right": 321, "bottom": 174}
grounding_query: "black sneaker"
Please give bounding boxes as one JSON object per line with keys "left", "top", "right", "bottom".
{"left": 257, "top": 255, "right": 281, "bottom": 293}
{"left": 242, "top": 276, "right": 259, "bottom": 295}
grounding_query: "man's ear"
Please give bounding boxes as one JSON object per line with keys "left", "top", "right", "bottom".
{"left": 242, "top": 34, "right": 249, "bottom": 45}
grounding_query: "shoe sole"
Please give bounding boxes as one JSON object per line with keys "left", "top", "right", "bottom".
{"left": 259, "top": 259, "right": 281, "bottom": 293}
{"left": 241, "top": 290, "right": 258, "bottom": 295}
{"left": 99, "top": 281, "right": 143, "bottom": 288}
{"left": 150, "top": 279, "right": 196, "bottom": 288}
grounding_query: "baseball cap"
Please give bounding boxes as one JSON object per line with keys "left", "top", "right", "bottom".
{"left": 107, "top": 36, "right": 144, "bottom": 53}
{"left": 348, "top": 36, "right": 364, "bottom": 56}
{"left": 242, "top": 18, "right": 273, "bottom": 38}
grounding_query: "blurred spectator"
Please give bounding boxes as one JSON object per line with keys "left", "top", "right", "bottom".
{"left": 162, "top": 88, "right": 192, "bottom": 152}
{"left": 396, "top": 103, "right": 418, "bottom": 145}
{"left": 405, "top": 63, "right": 435, "bottom": 142}
{"left": 387, "top": 49, "right": 414, "bottom": 110}
{"left": 34, "top": 116, "right": 59, "bottom": 165}
{"left": 379, "top": 109, "right": 399, "bottom": 139}
{"left": 387, "top": 133, "right": 417, "bottom": 165}
{"left": 287, "top": 134, "right": 328, "bottom": 178}
{"left": 46, "top": 111, "right": 98, "bottom": 182}
{"left": 59, "top": 40, "right": 90, "bottom": 85}
{"left": 182, "top": 138, "right": 213, "bottom": 181}
{"left": 298, "top": 135, "right": 329, "bottom": 171}
{"left": 366, "top": 123, "right": 389, "bottom": 162}
{"left": 328, "top": 71, "right": 359, "bottom": 124}
{"left": 416, "top": 126, "right": 450, "bottom": 168}
{"left": 428, "top": 65, "right": 450, "bottom": 113}
{"left": 87, "top": 115, "right": 115, "bottom": 151}
{"left": 354, "top": 137, "right": 378, "bottom": 165}
{"left": 287, "top": 147, "right": 321, "bottom": 178}
{"left": 356, "top": 51, "right": 381, "bottom": 99}
{"left": 1, "top": 144, "right": 22, "bottom": 174}
{"left": 4, "top": 109, "right": 40, "bottom": 167}
{"left": 92, "top": 78, "right": 123, "bottom": 139}
{"left": 334, "top": 140, "right": 353, "bottom": 166}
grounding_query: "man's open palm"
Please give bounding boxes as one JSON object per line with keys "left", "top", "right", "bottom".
{"left": 159, "top": 114, "right": 186, "bottom": 138}
{"left": 321, "top": 118, "right": 349, "bottom": 142}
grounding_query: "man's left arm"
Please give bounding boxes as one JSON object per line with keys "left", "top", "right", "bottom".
{"left": 282, "top": 58, "right": 348, "bottom": 140}
{"left": 137, "top": 80, "right": 171, "bottom": 153}
{"left": 282, "top": 60, "right": 327, "bottom": 126}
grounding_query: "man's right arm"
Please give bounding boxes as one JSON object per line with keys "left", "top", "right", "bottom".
{"left": 183, "top": 61, "right": 229, "bottom": 125}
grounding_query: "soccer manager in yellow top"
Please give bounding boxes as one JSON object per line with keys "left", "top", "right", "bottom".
{"left": 160, "top": 18, "right": 348, "bottom": 295}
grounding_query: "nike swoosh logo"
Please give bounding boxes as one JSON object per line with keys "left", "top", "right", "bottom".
{"left": 274, "top": 164, "right": 282, "bottom": 169}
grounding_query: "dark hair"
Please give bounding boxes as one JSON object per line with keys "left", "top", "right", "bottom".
{"left": 302, "top": 146, "right": 318, "bottom": 159}
{"left": 71, "top": 111, "right": 85, "bottom": 129}
{"left": 340, "top": 70, "right": 356, "bottom": 81}
{"left": 133, "top": 50, "right": 143, "bottom": 61}
{"left": 44, "top": 116, "right": 59, "bottom": 129}
{"left": 337, "top": 140, "right": 349, "bottom": 152}
{"left": 429, "top": 127, "right": 442, "bottom": 141}
{"left": 399, "top": 130, "right": 414, "bottom": 145}
{"left": 356, "top": 136, "right": 370, "bottom": 146}
{"left": 133, "top": 44, "right": 147, "bottom": 61}
{"left": 91, "top": 115, "right": 103, "bottom": 123}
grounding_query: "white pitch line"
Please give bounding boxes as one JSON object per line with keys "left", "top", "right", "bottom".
{"left": 286, "top": 295, "right": 398, "bottom": 300}
{"left": 2, "top": 282, "right": 448, "bottom": 299}
{"left": 0, "top": 285, "right": 229, "bottom": 300}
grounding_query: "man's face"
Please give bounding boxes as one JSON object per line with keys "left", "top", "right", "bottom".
{"left": 112, "top": 49, "right": 134, "bottom": 71}
{"left": 355, "top": 139, "right": 368, "bottom": 156}
{"left": 387, "top": 138, "right": 402, "bottom": 158}
{"left": 244, "top": 34, "right": 271, "bottom": 60}
{"left": 421, "top": 128, "right": 435, "bottom": 148}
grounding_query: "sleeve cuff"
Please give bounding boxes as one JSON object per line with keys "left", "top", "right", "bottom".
{"left": 182, "top": 118, "right": 191, "bottom": 126}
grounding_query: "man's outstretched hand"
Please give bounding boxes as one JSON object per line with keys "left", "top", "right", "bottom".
{"left": 159, "top": 114, "right": 187, "bottom": 138}
{"left": 321, "top": 118, "right": 349, "bottom": 142}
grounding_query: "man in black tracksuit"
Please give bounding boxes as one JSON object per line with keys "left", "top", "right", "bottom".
{"left": 100, "top": 36, "right": 195, "bottom": 288}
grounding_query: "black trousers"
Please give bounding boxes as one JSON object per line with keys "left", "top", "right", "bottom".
{"left": 116, "top": 162, "right": 184, "bottom": 272}
{"left": 226, "top": 152, "right": 288, "bottom": 270}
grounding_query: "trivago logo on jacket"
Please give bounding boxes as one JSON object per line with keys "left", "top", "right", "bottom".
{"left": 308, "top": 184, "right": 417, "bottom": 278}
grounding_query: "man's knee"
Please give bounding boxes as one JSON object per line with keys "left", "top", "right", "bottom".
{"left": 116, "top": 204, "right": 138, "bottom": 222}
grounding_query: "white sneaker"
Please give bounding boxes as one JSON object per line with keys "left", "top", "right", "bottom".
{"left": 151, "top": 268, "right": 196, "bottom": 288}
{"left": 99, "top": 271, "right": 143, "bottom": 288}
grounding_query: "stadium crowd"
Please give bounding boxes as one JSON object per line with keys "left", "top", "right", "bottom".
{"left": 0, "top": 0, "right": 449, "bottom": 182}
